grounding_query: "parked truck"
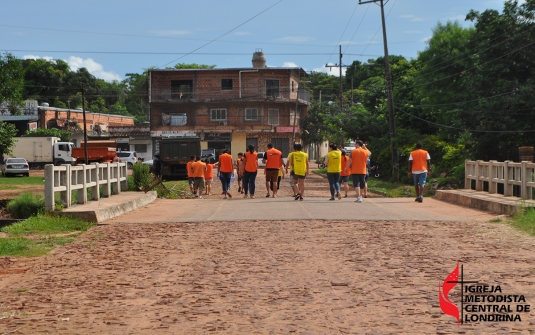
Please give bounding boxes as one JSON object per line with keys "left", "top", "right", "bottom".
{"left": 72, "top": 140, "right": 117, "bottom": 164}
{"left": 159, "top": 137, "right": 201, "bottom": 179}
{"left": 4, "top": 137, "right": 76, "bottom": 167}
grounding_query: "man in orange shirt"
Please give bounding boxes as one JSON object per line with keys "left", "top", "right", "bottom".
{"left": 408, "top": 142, "right": 431, "bottom": 203}
{"left": 192, "top": 156, "right": 207, "bottom": 199}
{"left": 186, "top": 155, "right": 196, "bottom": 194}
{"left": 344, "top": 140, "right": 369, "bottom": 203}
{"left": 262, "top": 143, "right": 284, "bottom": 198}
{"left": 243, "top": 145, "right": 259, "bottom": 198}
{"left": 217, "top": 149, "right": 234, "bottom": 199}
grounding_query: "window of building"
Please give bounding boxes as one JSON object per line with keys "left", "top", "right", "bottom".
{"left": 268, "top": 109, "right": 279, "bottom": 126}
{"left": 221, "top": 79, "right": 233, "bottom": 90}
{"left": 134, "top": 144, "right": 148, "bottom": 153}
{"left": 162, "top": 113, "right": 187, "bottom": 126}
{"left": 292, "top": 81, "right": 295, "bottom": 92}
{"left": 211, "top": 109, "right": 227, "bottom": 121}
{"left": 245, "top": 108, "right": 258, "bottom": 120}
{"left": 266, "top": 79, "right": 280, "bottom": 98}
{"left": 171, "top": 80, "right": 193, "bottom": 99}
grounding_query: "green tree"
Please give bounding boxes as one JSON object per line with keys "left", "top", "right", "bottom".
{"left": 172, "top": 63, "right": 216, "bottom": 69}
{"left": 0, "top": 53, "right": 24, "bottom": 114}
{"left": 22, "top": 128, "right": 72, "bottom": 142}
{"left": 0, "top": 121, "right": 19, "bottom": 156}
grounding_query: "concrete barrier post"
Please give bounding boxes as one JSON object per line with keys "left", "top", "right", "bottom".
{"left": 489, "top": 160, "right": 497, "bottom": 194}
{"left": 464, "top": 159, "right": 471, "bottom": 189}
{"left": 112, "top": 163, "right": 120, "bottom": 195}
{"left": 504, "top": 160, "right": 512, "bottom": 197}
{"left": 44, "top": 164, "right": 55, "bottom": 212}
{"left": 521, "top": 161, "right": 528, "bottom": 199}
{"left": 77, "top": 164, "right": 88, "bottom": 204}
{"left": 91, "top": 163, "right": 100, "bottom": 201}
{"left": 475, "top": 160, "right": 483, "bottom": 191}
{"left": 102, "top": 163, "right": 111, "bottom": 198}
{"left": 60, "top": 164, "right": 71, "bottom": 208}
{"left": 121, "top": 163, "right": 128, "bottom": 191}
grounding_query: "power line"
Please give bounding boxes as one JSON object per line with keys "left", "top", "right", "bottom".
{"left": 160, "top": 0, "right": 284, "bottom": 68}
{"left": 396, "top": 107, "right": 535, "bottom": 133}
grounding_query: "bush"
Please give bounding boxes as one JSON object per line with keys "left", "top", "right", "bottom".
{"left": 7, "top": 192, "right": 45, "bottom": 219}
{"left": 131, "top": 162, "right": 151, "bottom": 191}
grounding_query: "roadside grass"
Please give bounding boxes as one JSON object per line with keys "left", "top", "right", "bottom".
{"left": 507, "top": 205, "right": 535, "bottom": 236}
{"left": 160, "top": 180, "right": 193, "bottom": 199}
{"left": 0, "top": 176, "right": 44, "bottom": 186}
{"left": 0, "top": 214, "right": 93, "bottom": 257}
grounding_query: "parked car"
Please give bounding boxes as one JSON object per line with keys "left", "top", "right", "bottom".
{"left": 201, "top": 149, "right": 216, "bottom": 163}
{"left": 2, "top": 158, "right": 30, "bottom": 177}
{"left": 116, "top": 151, "right": 138, "bottom": 168}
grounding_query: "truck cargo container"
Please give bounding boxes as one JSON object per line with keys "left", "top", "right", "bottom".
{"left": 72, "top": 140, "right": 117, "bottom": 164}
{"left": 4, "top": 137, "right": 76, "bottom": 167}
{"left": 159, "top": 137, "right": 201, "bottom": 179}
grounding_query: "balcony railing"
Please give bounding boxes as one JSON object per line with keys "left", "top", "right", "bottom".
{"left": 151, "top": 87, "right": 311, "bottom": 104}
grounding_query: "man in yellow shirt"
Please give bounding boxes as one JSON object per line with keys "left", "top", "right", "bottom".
{"left": 291, "top": 143, "right": 309, "bottom": 201}
{"left": 324, "top": 143, "right": 342, "bottom": 200}
{"left": 285, "top": 145, "right": 298, "bottom": 197}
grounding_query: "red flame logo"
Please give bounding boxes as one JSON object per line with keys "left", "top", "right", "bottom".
{"left": 438, "top": 261, "right": 460, "bottom": 326}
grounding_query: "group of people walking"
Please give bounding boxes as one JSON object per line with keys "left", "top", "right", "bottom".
{"left": 182, "top": 141, "right": 430, "bottom": 203}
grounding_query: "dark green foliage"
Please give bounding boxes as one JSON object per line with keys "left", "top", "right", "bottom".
{"left": 131, "top": 162, "right": 151, "bottom": 190}
{"left": 7, "top": 192, "right": 45, "bottom": 219}
{"left": 21, "top": 128, "right": 72, "bottom": 142}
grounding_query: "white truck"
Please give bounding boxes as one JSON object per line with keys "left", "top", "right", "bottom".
{"left": 5, "top": 137, "right": 76, "bottom": 167}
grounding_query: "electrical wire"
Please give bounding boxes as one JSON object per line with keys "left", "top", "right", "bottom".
{"left": 325, "top": 1, "right": 361, "bottom": 66}
{"left": 160, "top": 0, "right": 284, "bottom": 68}
{"left": 396, "top": 107, "right": 535, "bottom": 133}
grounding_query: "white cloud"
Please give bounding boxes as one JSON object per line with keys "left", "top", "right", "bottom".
{"left": 421, "top": 36, "right": 432, "bottom": 43}
{"left": 277, "top": 36, "right": 314, "bottom": 43}
{"left": 235, "top": 31, "right": 251, "bottom": 36}
{"left": 23, "top": 55, "right": 55, "bottom": 62}
{"left": 442, "top": 14, "right": 467, "bottom": 22}
{"left": 23, "top": 55, "right": 122, "bottom": 82}
{"left": 67, "top": 56, "right": 122, "bottom": 82}
{"left": 283, "top": 62, "right": 298, "bottom": 68}
{"left": 400, "top": 14, "right": 424, "bottom": 22}
{"left": 150, "top": 30, "right": 191, "bottom": 36}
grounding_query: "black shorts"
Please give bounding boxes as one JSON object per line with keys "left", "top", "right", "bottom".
{"left": 351, "top": 174, "right": 366, "bottom": 189}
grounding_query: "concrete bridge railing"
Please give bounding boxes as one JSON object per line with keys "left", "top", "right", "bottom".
{"left": 44, "top": 162, "right": 128, "bottom": 211}
{"left": 465, "top": 159, "right": 535, "bottom": 199}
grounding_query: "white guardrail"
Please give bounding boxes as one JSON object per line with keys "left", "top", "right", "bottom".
{"left": 44, "top": 162, "right": 128, "bottom": 211}
{"left": 465, "top": 159, "right": 535, "bottom": 199}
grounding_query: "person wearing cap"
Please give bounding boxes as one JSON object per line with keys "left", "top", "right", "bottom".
{"left": 408, "top": 142, "right": 431, "bottom": 203}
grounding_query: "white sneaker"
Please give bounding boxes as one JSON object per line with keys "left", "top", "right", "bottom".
{"left": 224, "top": 195, "right": 228, "bottom": 199}
{"left": 199, "top": 196, "right": 203, "bottom": 199}
{"left": 355, "top": 197, "right": 362, "bottom": 203}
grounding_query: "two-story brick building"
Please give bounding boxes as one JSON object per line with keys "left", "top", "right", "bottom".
{"left": 148, "top": 52, "right": 310, "bottom": 159}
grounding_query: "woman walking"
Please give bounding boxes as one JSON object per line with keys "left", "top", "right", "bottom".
{"left": 242, "top": 145, "right": 258, "bottom": 199}
{"left": 324, "top": 143, "right": 342, "bottom": 200}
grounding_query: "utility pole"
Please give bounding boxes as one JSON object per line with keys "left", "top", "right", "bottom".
{"left": 359, "top": 0, "right": 399, "bottom": 182}
{"left": 81, "top": 84, "right": 88, "bottom": 165}
{"left": 326, "top": 45, "right": 349, "bottom": 146}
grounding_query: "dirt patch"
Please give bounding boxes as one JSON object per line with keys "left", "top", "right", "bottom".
{"left": 0, "top": 219, "right": 534, "bottom": 334}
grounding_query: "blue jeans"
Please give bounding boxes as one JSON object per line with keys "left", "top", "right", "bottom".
{"left": 220, "top": 172, "right": 232, "bottom": 193}
{"left": 327, "top": 172, "right": 341, "bottom": 197}
{"left": 412, "top": 172, "right": 427, "bottom": 186}
{"left": 243, "top": 171, "right": 257, "bottom": 196}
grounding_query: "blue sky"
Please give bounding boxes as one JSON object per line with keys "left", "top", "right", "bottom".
{"left": 1, "top": 0, "right": 511, "bottom": 81}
